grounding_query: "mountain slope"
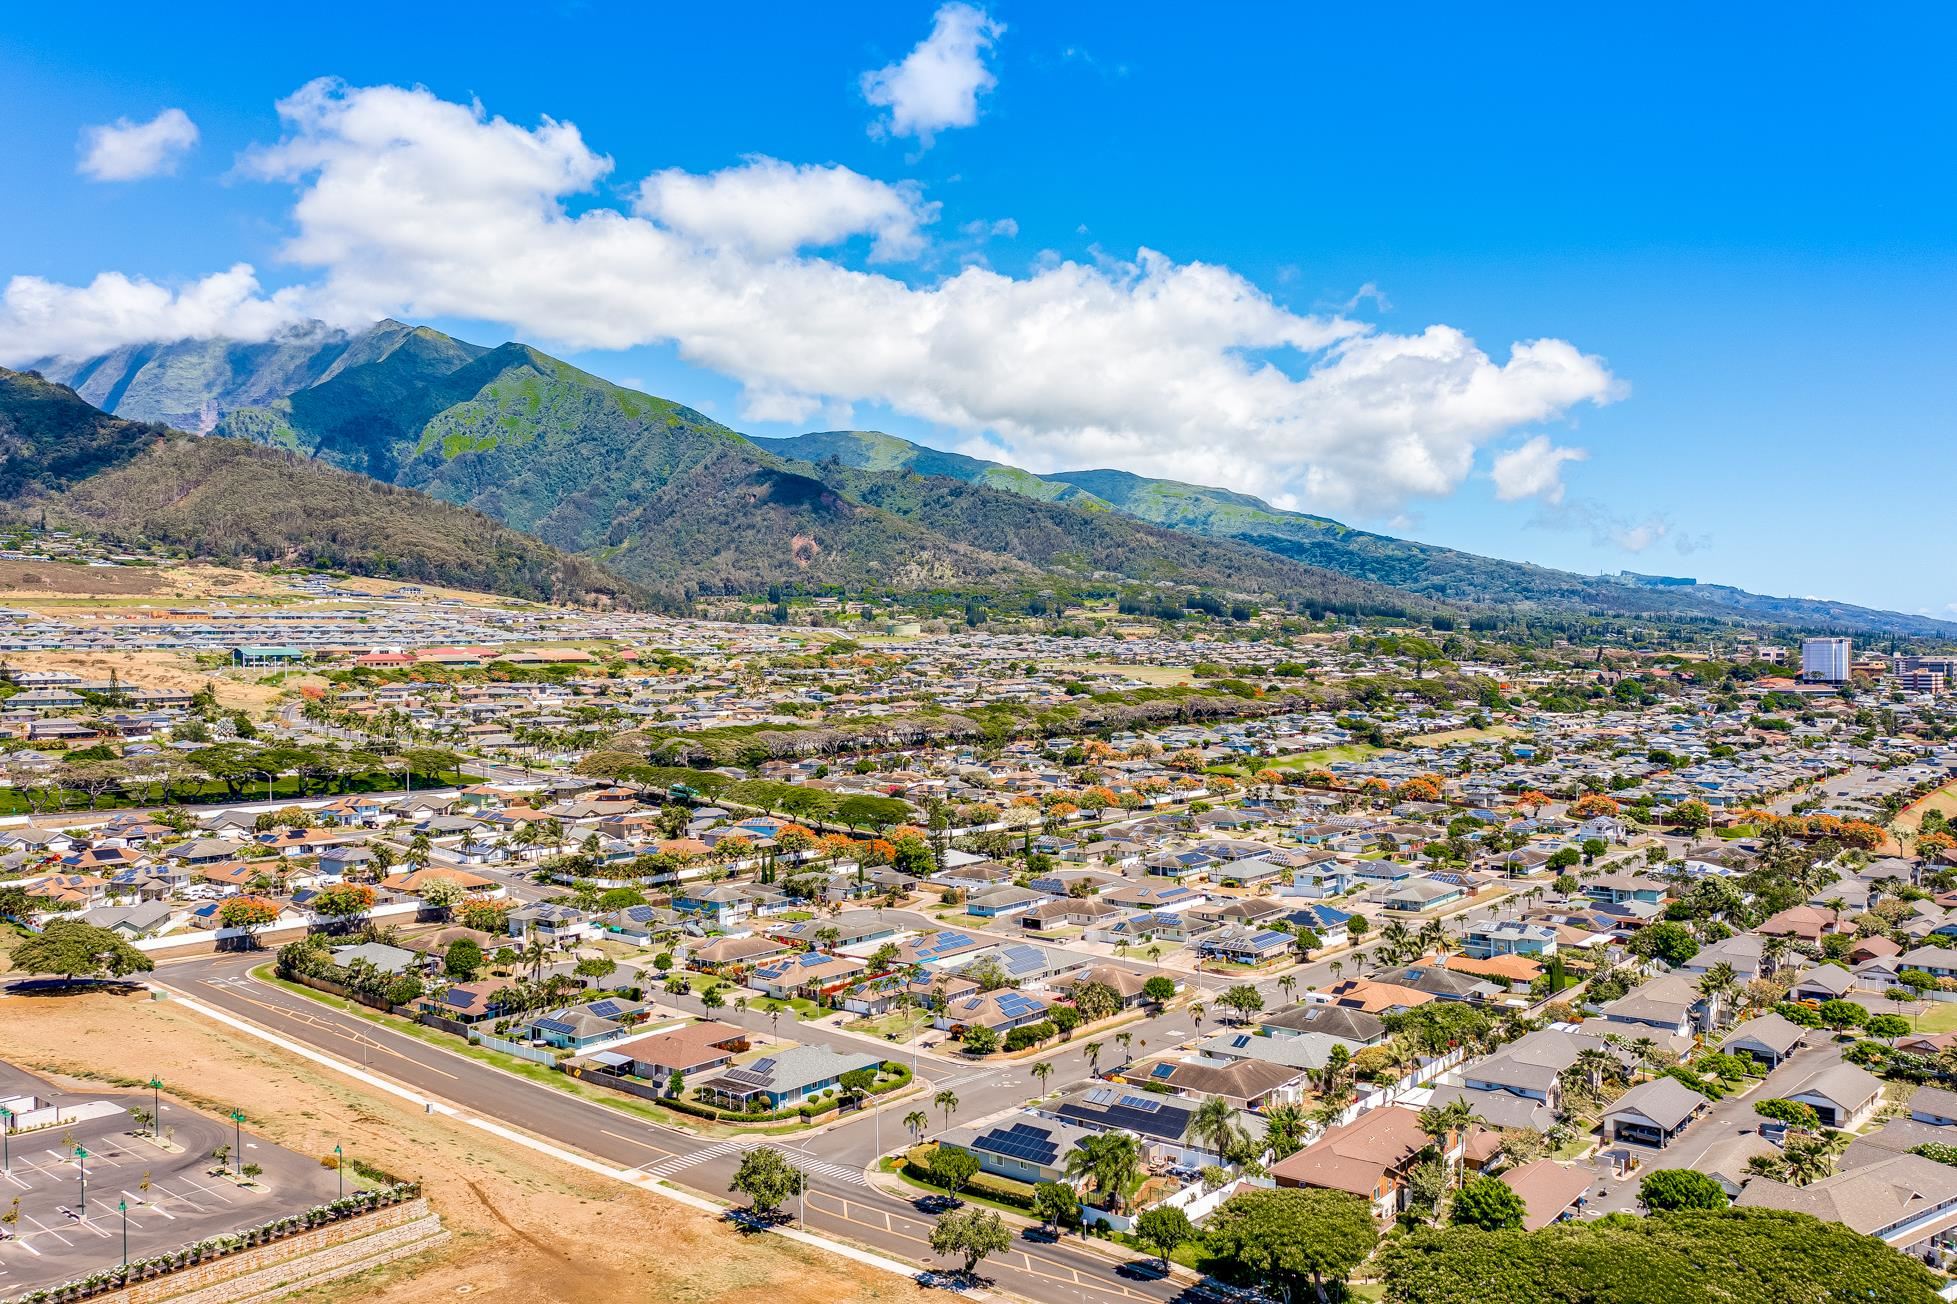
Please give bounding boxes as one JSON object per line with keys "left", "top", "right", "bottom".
{"left": 28, "top": 320, "right": 470, "bottom": 434}
{"left": 0, "top": 368, "right": 648, "bottom": 607}
{"left": 193, "top": 327, "right": 1406, "bottom": 607}
{"left": 758, "top": 430, "right": 1956, "bottom": 636}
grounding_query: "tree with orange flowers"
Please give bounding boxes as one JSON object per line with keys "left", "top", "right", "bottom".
{"left": 1395, "top": 777, "right": 1442, "bottom": 803}
{"left": 1570, "top": 793, "right": 1621, "bottom": 819}
{"left": 1917, "top": 831, "right": 1956, "bottom": 860}
{"left": 1838, "top": 820, "right": 1886, "bottom": 852}
{"left": 1517, "top": 790, "right": 1551, "bottom": 813}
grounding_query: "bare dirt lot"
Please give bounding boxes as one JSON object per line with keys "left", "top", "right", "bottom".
{"left": 0, "top": 991, "right": 926, "bottom": 1304}
{"left": 0, "top": 650, "right": 301, "bottom": 712}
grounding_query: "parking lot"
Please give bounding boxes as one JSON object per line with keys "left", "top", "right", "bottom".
{"left": 0, "top": 1062, "right": 341, "bottom": 1296}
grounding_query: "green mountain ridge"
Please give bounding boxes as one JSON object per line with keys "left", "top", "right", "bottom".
{"left": 756, "top": 430, "right": 1955, "bottom": 636}
{"left": 32, "top": 323, "right": 1952, "bottom": 633}
{"left": 158, "top": 325, "right": 1419, "bottom": 611}
{"left": 0, "top": 366, "right": 648, "bottom": 608}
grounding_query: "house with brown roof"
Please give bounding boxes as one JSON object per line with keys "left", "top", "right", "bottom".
{"left": 1314, "top": 978, "right": 1435, "bottom": 1015}
{"left": 1269, "top": 1105, "right": 1451, "bottom": 1218}
{"left": 589, "top": 1020, "right": 750, "bottom": 1081}
{"left": 1499, "top": 1159, "right": 1592, "bottom": 1230}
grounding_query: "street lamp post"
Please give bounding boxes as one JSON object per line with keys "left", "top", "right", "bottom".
{"left": 118, "top": 1198, "right": 128, "bottom": 1278}
{"left": 1, "top": 1107, "right": 10, "bottom": 1174}
{"left": 334, "top": 1144, "right": 344, "bottom": 1199}
{"left": 229, "top": 1110, "right": 245, "bottom": 1176}
{"left": 75, "top": 1145, "right": 88, "bottom": 1217}
{"left": 148, "top": 1077, "right": 162, "bottom": 1140}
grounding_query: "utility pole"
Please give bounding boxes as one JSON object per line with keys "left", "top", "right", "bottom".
{"left": 75, "top": 1145, "right": 88, "bottom": 1217}
{"left": 229, "top": 1110, "right": 245, "bottom": 1175}
{"left": 148, "top": 1077, "right": 162, "bottom": 1139}
{"left": 118, "top": 1198, "right": 128, "bottom": 1278}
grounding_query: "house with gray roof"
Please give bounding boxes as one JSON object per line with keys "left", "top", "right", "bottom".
{"left": 693, "top": 1044, "right": 881, "bottom": 1110}
{"left": 1601, "top": 1076, "right": 1708, "bottom": 1148}
{"left": 1719, "top": 1012, "right": 1809, "bottom": 1068}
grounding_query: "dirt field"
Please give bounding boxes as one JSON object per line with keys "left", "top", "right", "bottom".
{"left": 1895, "top": 780, "right": 1957, "bottom": 842}
{"left": 0, "top": 991, "right": 925, "bottom": 1304}
{"left": 0, "top": 650, "right": 305, "bottom": 713}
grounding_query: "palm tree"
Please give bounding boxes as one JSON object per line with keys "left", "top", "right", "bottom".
{"left": 1697, "top": 961, "right": 1740, "bottom": 1025}
{"left": 1064, "top": 1131, "right": 1142, "bottom": 1212}
{"left": 1082, "top": 1041, "right": 1105, "bottom": 1078}
{"left": 1631, "top": 1036, "right": 1658, "bottom": 1081}
{"left": 1261, "top": 1103, "right": 1307, "bottom": 1159}
{"left": 520, "top": 926, "right": 550, "bottom": 984}
{"left": 1573, "top": 1047, "right": 1615, "bottom": 1095}
{"left": 1189, "top": 1003, "right": 1206, "bottom": 1034}
{"left": 934, "top": 1089, "right": 960, "bottom": 1132}
{"left": 1329, "top": 960, "right": 1344, "bottom": 983}
{"left": 1115, "top": 1031, "right": 1134, "bottom": 1065}
{"left": 903, "top": 1110, "right": 928, "bottom": 1144}
{"left": 1190, "top": 1095, "right": 1244, "bottom": 1163}
{"left": 1030, "top": 1060, "right": 1054, "bottom": 1097}
{"left": 1278, "top": 975, "right": 1297, "bottom": 1004}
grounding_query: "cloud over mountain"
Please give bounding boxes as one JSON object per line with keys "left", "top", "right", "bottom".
{"left": 4, "top": 77, "right": 1622, "bottom": 514}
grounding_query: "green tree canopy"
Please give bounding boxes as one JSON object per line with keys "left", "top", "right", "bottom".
{"left": 1639, "top": 1169, "right": 1729, "bottom": 1212}
{"left": 10, "top": 920, "right": 155, "bottom": 981}
{"left": 1450, "top": 1175, "right": 1527, "bottom": 1230}
{"left": 930, "top": 1205, "right": 1011, "bottom": 1276}
{"left": 1205, "top": 1187, "right": 1378, "bottom": 1302}
{"left": 729, "top": 1147, "right": 804, "bottom": 1217}
{"left": 1376, "top": 1209, "right": 1942, "bottom": 1303}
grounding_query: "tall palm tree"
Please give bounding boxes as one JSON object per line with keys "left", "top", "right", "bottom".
{"left": 1115, "top": 1031, "right": 1134, "bottom": 1065}
{"left": 934, "top": 1089, "right": 960, "bottom": 1132}
{"left": 521, "top": 925, "right": 549, "bottom": 984}
{"left": 1630, "top": 1035, "right": 1658, "bottom": 1081}
{"left": 1189, "top": 1003, "right": 1206, "bottom": 1034}
{"left": 1190, "top": 1095, "right": 1244, "bottom": 1163}
{"left": 1064, "top": 1132, "right": 1142, "bottom": 1212}
{"left": 1261, "top": 1103, "right": 1307, "bottom": 1159}
{"left": 903, "top": 1110, "right": 928, "bottom": 1144}
{"left": 1278, "top": 975, "right": 1297, "bottom": 1005}
{"left": 1082, "top": 1041, "right": 1105, "bottom": 1078}
{"left": 1030, "top": 1061, "right": 1054, "bottom": 1097}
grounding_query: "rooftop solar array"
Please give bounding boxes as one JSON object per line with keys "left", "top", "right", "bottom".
{"left": 974, "top": 1122, "right": 1061, "bottom": 1166}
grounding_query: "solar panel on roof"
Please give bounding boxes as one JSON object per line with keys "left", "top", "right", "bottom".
{"left": 751, "top": 1057, "right": 777, "bottom": 1072}
{"left": 1117, "top": 1095, "right": 1161, "bottom": 1113}
{"left": 1150, "top": 1064, "right": 1175, "bottom": 1079}
{"left": 722, "top": 1068, "right": 772, "bottom": 1088}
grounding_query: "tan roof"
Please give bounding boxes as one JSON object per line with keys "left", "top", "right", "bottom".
{"left": 1736, "top": 1153, "right": 1957, "bottom": 1237}
{"left": 1268, "top": 1105, "right": 1427, "bottom": 1196}
{"left": 1499, "top": 1160, "right": 1592, "bottom": 1230}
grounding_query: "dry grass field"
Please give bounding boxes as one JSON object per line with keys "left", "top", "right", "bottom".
{"left": 0, "top": 991, "right": 925, "bottom": 1304}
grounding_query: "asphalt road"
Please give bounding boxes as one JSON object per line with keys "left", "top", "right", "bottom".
{"left": 152, "top": 954, "right": 1214, "bottom": 1304}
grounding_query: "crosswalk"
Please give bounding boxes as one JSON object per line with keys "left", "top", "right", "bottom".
{"left": 639, "top": 1139, "right": 743, "bottom": 1178}
{"left": 639, "top": 1139, "right": 867, "bottom": 1189}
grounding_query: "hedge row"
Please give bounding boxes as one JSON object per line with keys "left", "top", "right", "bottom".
{"left": 902, "top": 1144, "right": 1039, "bottom": 1209}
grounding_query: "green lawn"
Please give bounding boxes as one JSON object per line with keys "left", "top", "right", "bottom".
{"left": 844, "top": 1009, "right": 931, "bottom": 1042}
{"left": 1908, "top": 1001, "right": 1957, "bottom": 1034}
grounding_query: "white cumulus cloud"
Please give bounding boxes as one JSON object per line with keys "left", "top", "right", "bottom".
{"left": 860, "top": 3, "right": 1003, "bottom": 144}
{"left": 1491, "top": 434, "right": 1588, "bottom": 503}
{"left": 5, "top": 78, "right": 1624, "bottom": 515}
{"left": 635, "top": 156, "right": 936, "bottom": 262}
{"left": 0, "top": 264, "right": 312, "bottom": 361}
{"left": 77, "top": 108, "right": 200, "bottom": 181}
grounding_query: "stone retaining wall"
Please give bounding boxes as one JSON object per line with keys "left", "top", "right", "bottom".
{"left": 14, "top": 1199, "right": 446, "bottom": 1304}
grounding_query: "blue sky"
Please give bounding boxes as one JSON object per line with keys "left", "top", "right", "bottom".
{"left": 5, "top": 4, "right": 1954, "bottom": 616}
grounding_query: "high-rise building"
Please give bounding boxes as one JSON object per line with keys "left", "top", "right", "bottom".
{"left": 1801, "top": 637, "right": 1852, "bottom": 683}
